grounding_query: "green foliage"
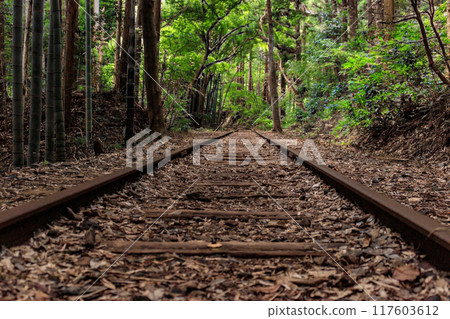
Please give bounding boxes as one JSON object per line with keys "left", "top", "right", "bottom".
{"left": 102, "top": 62, "right": 115, "bottom": 89}
{"left": 281, "top": 1, "right": 446, "bottom": 135}
{"left": 2, "top": 0, "right": 449, "bottom": 136}
{"left": 171, "top": 117, "right": 191, "bottom": 132}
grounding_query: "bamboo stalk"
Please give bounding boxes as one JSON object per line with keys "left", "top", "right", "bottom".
{"left": 12, "top": 0, "right": 24, "bottom": 167}
{"left": 28, "top": 0, "right": 45, "bottom": 165}
{"left": 85, "top": 0, "right": 92, "bottom": 146}
{"left": 53, "top": 0, "right": 65, "bottom": 161}
{"left": 125, "top": 0, "right": 136, "bottom": 143}
{"left": 45, "top": 0, "right": 55, "bottom": 163}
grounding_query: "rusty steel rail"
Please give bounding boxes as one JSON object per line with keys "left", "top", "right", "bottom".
{"left": 255, "top": 130, "right": 450, "bottom": 270}
{"left": 0, "top": 131, "right": 234, "bottom": 246}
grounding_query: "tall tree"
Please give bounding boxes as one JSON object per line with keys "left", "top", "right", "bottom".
{"left": 118, "top": 0, "right": 133, "bottom": 95}
{"left": 262, "top": 51, "right": 269, "bottom": 103}
{"left": 142, "top": 0, "right": 165, "bottom": 133}
{"left": 0, "top": 0, "right": 6, "bottom": 113}
{"left": 92, "top": 0, "right": 102, "bottom": 92}
{"left": 294, "top": 0, "right": 302, "bottom": 59}
{"left": 12, "top": 0, "right": 24, "bottom": 167}
{"left": 63, "top": 0, "right": 79, "bottom": 127}
{"left": 45, "top": 0, "right": 55, "bottom": 162}
{"left": 383, "top": 0, "right": 394, "bottom": 40}
{"left": 22, "top": 0, "right": 33, "bottom": 100}
{"left": 348, "top": 0, "right": 358, "bottom": 39}
{"left": 28, "top": 0, "right": 45, "bottom": 165}
{"left": 266, "top": 0, "right": 282, "bottom": 132}
{"left": 186, "top": 0, "right": 246, "bottom": 112}
{"left": 367, "top": 0, "right": 374, "bottom": 30}
{"left": 86, "top": 0, "right": 92, "bottom": 145}
{"left": 375, "top": 0, "right": 383, "bottom": 29}
{"left": 340, "top": 0, "right": 348, "bottom": 42}
{"left": 125, "top": 0, "right": 136, "bottom": 142}
{"left": 114, "top": 0, "right": 123, "bottom": 91}
{"left": 136, "top": 0, "right": 143, "bottom": 100}
{"left": 53, "top": 0, "right": 65, "bottom": 161}
{"left": 411, "top": 0, "right": 450, "bottom": 86}
{"left": 248, "top": 51, "right": 253, "bottom": 92}
{"left": 236, "top": 58, "right": 245, "bottom": 107}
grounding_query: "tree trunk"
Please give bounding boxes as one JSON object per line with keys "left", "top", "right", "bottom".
{"left": 12, "top": 0, "right": 24, "bottom": 167}
{"left": 367, "top": 0, "right": 374, "bottom": 30}
{"left": 340, "top": 0, "right": 348, "bottom": 42}
{"left": 262, "top": 50, "right": 269, "bottom": 103}
{"left": 28, "top": 0, "right": 45, "bottom": 165}
{"left": 237, "top": 61, "right": 244, "bottom": 88}
{"left": 280, "top": 65, "right": 286, "bottom": 117}
{"left": 118, "top": 0, "right": 133, "bottom": 96}
{"left": 45, "top": 0, "right": 55, "bottom": 162}
{"left": 375, "top": 0, "right": 383, "bottom": 29}
{"left": 86, "top": 0, "right": 92, "bottom": 146}
{"left": 410, "top": 0, "right": 450, "bottom": 86}
{"left": 294, "top": 0, "right": 301, "bottom": 59}
{"left": 22, "top": 0, "right": 33, "bottom": 100}
{"left": 0, "top": 0, "right": 6, "bottom": 114}
{"left": 113, "top": 0, "right": 123, "bottom": 91}
{"left": 248, "top": 51, "right": 253, "bottom": 92}
{"left": 92, "top": 0, "right": 101, "bottom": 92}
{"left": 97, "top": 23, "right": 106, "bottom": 93}
{"left": 348, "top": 0, "right": 358, "bottom": 39}
{"left": 301, "top": 24, "right": 307, "bottom": 51}
{"left": 142, "top": 0, "right": 165, "bottom": 133}
{"left": 63, "top": 0, "right": 78, "bottom": 128}
{"left": 135, "top": 0, "right": 143, "bottom": 99}
{"left": 236, "top": 59, "right": 245, "bottom": 107}
{"left": 383, "top": 0, "right": 394, "bottom": 40}
{"left": 280, "top": 68, "right": 286, "bottom": 96}
{"left": 125, "top": 0, "right": 136, "bottom": 142}
{"left": 53, "top": 0, "right": 65, "bottom": 161}
{"left": 198, "top": 75, "right": 209, "bottom": 117}
{"left": 266, "top": 0, "right": 282, "bottom": 132}
{"left": 256, "top": 51, "right": 262, "bottom": 96}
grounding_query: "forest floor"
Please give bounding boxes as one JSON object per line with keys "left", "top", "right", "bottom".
{"left": 268, "top": 129, "right": 449, "bottom": 227}
{"left": 0, "top": 131, "right": 448, "bottom": 301}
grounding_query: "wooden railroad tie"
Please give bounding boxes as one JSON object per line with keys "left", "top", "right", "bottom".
{"left": 196, "top": 182, "right": 256, "bottom": 187}
{"left": 146, "top": 193, "right": 298, "bottom": 200}
{"left": 143, "top": 209, "right": 310, "bottom": 224}
{"left": 106, "top": 240, "right": 345, "bottom": 257}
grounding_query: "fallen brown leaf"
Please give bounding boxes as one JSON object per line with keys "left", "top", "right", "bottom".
{"left": 101, "top": 278, "right": 116, "bottom": 290}
{"left": 393, "top": 265, "right": 420, "bottom": 281}
{"left": 35, "top": 290, "right": 51, "bottom": 301}
{"left": 255, "top": 284, "right": 281, "bottom": 294}
{"left": 362, "top": 237, "right": 371, "bottom": 248}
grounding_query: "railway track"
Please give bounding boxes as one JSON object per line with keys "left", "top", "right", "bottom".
{"left": 0, "top": 130, "right": 449, "bottom": 300}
